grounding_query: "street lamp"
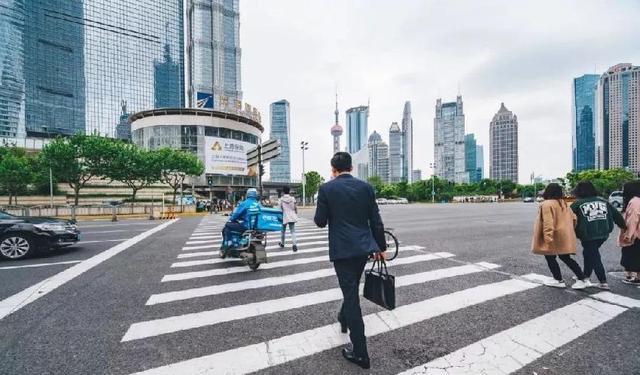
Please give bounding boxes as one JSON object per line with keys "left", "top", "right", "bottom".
{"left": 430, "top": 162, "right": 436, "bottom": 204}
{"left": 301, "top": 141, "right": 309, "bottom": 206}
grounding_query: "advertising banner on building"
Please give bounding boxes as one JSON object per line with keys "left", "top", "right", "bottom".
{"left": 196, "top": 92, "right": 214, "bottom": 108}
{"left": 204, "top": 136, "right": 251, "bottom": 175}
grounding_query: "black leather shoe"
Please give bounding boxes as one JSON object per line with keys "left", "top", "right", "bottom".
{"left": 342, "top": 348, "right": 370, "bottom": 369}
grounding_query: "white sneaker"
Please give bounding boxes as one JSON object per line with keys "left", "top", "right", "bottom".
{"left": 572, "top": 280, "right": 587, "bottom": 290}
{"left": 544, "top": 279, "right": 566, "bottom": 288}
{"left": 583, "top": 280, "right": 594, "bottom": 288}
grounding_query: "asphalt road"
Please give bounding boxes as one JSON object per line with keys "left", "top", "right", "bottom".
{"left": 0, "top": 203, "right": 638, "bottom": 375}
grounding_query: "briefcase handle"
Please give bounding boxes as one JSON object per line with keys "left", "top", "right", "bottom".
{"left": 369, "top": 257, "right": 389, "bottom": 276}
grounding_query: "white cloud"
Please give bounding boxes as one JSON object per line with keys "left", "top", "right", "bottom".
{"left": 241, "top": 0, "right": 640, "bottom": 183}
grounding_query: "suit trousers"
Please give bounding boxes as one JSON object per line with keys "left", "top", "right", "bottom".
{"left": 334, "top": 255, "right": 369, "bottom": 358}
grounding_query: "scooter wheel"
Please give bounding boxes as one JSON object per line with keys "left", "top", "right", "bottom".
{"left": 249, "top": 263, "right": 260, "bottom": 271}
{"left": 219, "top": 250, "right": 227, "bottom": 259}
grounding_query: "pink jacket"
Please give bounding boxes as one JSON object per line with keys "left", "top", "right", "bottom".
{"left": 618, "top": 197, "right": 640, "bottom": 247}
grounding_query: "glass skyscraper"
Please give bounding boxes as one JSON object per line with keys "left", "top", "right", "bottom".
{"left": 465, "top": 133, "right": 482, "bottom": 183}
{"left": 346, "top": 106, "right": 369, "bottom": 154}
{"left": 187, "top": 0, "right": 242, "bottom": 107}
{"left": 388, "top": 122, "right": 402, "bottom": 183}
{"left": 1, "top": 0, "right": 187, "bottom": 139}
{"left": 596, "top": 63, "right": 640, "bottom": 172}
{"left": 0, "top": 0, "right": 25, "bottom": 138}
{"left": 368, "top": 131, "right": 389, "bottom": 183}
{"left": 572, "top": 74, "right": 599, "bottom": 171}
{"left": 434, "top": 96, "right": 466, "bottom": 183}
{"left": 490, "top": 103, "right": 519, "bottom": 183}
{"left": 269, "top": 99, "right": 291, "bottom": 182}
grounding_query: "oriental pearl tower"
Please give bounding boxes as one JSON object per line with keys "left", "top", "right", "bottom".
{"left": 331, "top": 92, "right": 343, "bottom": 154}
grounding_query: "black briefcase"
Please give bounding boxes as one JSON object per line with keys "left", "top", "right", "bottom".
{"left": 363, "top": 259, "right": 396, "bottom": 310}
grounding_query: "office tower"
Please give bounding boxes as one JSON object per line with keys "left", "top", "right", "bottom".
{"left": 2, "top": 0, "right": 246, "bottom": 139}
{"left": 411, "top": 170, "right": 422, "bottom": 181}
{"left": 346, "top": 105, "right": 369, "bottom": 153}
{"left": 388, "top": 122, "right": 402, "bottom": 183}
{"left": 368, "top": 131, "right": 389, "bottom": 183}
{"left": 401, "top": 101, "right": 413, "bottom": 182}
{"left": 573, "top": 74, "right": 599, "bottom": 171}
{"left": 269, "top": 99, "right": 291, "bottom": 182}
{"left": 331, "top": 93, "right": 343, "bottom": 154}
{"left": 116, "top": 101, "right": 131, "bottom": 141}
{"left": 0, "top": 0, "right": 26, "bottom": 138}
{"left": 434, "top": 95, "right": 466, "bottom": 183}
{"left": 186, "top": 0, "right": 241, "bottom": 106}
{"left": 465, "top": 134, "right": 481, "bottom": 183}
{"left": 596, "top": 63, "right": 640, "bottom": 172}
{"left": 490, "top": 102, "right": 519, "bottom": 183}
{"left": 476, "top": 145, "right": 484, "bottom": 180}
{"left": 352, "top": 148, "right": 369, "bottom": 181}
{"left": 23, "top": 0, "right": 86, "bottom": 137}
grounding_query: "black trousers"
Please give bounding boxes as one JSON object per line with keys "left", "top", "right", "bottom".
{"left": 545, "top": 254, "right": 585, "bottom": 281}
{"left": 221, "top": 221, "right": 246, "bottom": 248}
{"left": 581, "top": 239, "right": 607, "bottom": 283}
{"left": 334, "top": 255, "right": 369, "bottom": 358}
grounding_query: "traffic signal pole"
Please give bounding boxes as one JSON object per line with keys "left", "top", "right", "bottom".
{"left": 258, "top": 144, "right": 264, "bottom": 199}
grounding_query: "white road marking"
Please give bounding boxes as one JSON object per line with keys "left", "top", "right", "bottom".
{"left": 82, "top": 229, "right": 137, "bottom": 234}
{"left": 591, "top": 291, "right": 640, "bottom": 309}
{"left": 181, "top": 240, "right": 329, "bottom": 252}
{"left": 0, "top": 260, "right": 83, "bottom": 270}
{"left": 177, "top": 242, "right": 330, "bottom": 258}
{"left": 163, "top": 246, "right": 428, "bottom": 282}
{"left": 176, "top": 246, "right": 329, "bottom": 260}
{"left": 130, "top": 277, "right": 541, "bottom": 375}
{"left": 123, "top": 262, "right": 500, "bottom": 341}
{"left": 398, "top": 298, "right": 626, "bottom": 375}
{"left": 185, "top": 234, "right": 327, "bottom": 246}
{"left": 147, "top": 252, "right": 453, "bottom": 305}
{"left": 78, "top": 238, "right": 129, "bottom": 244}
{"left": 0, "top": 219, "right": 178, "bottom": 321}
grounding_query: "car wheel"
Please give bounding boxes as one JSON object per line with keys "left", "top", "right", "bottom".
{"left": 0, "top": 234, "right": 35, "bottom": 260}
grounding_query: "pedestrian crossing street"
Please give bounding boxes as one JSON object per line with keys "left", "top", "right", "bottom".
{"left": 123, "top": 215, "right": 640, "bottom": 375}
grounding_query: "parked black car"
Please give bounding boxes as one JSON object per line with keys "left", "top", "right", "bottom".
{"left": 0, "top": 211, "right": 81, "bottom": 260}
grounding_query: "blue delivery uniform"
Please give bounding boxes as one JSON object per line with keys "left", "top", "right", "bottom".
{"left": 221, "top": 189, "right": 261, "bottom": 249}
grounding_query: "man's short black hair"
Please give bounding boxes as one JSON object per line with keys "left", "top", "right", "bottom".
{"left": 331, "top": 152, "right": 352, "bottom": 172}
{"left": 282, "top": 186, "right": 290, "bottom": 194}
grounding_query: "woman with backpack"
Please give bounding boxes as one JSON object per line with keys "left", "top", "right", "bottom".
{"left": 618, "top": 180, "right": 640, "bottom": 286}
{"left": 570, "top": 181, "right": 626, "bottom": 290}
{"left": 532, "top": 183, "right": 589, "bottom": 289}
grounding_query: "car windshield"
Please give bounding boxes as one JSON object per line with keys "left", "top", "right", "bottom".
{"left": 0, "top": 211, "right": 16, "bottom": 220}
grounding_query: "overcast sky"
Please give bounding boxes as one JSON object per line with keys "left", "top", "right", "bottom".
{"left": 241, "top": 0, "right": 640, "bottom": 184}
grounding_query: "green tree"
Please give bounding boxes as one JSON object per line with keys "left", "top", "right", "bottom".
{"left": 41, "top": 134, "right": 114, "bottom": 205}
{"left": 565, "top": 168, "right": 634, "bottom": 196}
{"left": 367, "top": 176, "right": 385, "bottom": 197}
{"left": 0, "top": 147, "right": 33, "bottom": 205}
{"left": 105, "top": 143, "right": 162, "bottom": 203}
{"left": 156, "top": 148, "right": 205, "bottom": 202}
{"left": 303, "top": 171, "right": 324, "bottom": 204}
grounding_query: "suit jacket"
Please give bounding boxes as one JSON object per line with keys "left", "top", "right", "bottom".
{"left": 314, "top": 174, "right": 386, "bottom": 261}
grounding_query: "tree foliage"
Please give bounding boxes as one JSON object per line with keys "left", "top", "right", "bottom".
{"left": 104, "top": 143, "right": 163, "bottom": 203}
{"left": 0, "top": 147, "right": 33, "bottom": 204}
{"left": 156, "top": 148, "right": 205, "bottom": 202}
{"left": 302, "top": 171, "right": 324, "bottom": 203}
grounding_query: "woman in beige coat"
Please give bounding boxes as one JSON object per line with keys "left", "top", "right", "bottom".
{"left": 532, "top": 183, "right": 587, "bottom": 289}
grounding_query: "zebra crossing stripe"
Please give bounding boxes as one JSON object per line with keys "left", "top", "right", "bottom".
{"left": 590, "top": 291, "right": 640, "bottom": 309}
{"left": 397, "top": 298, "right": 626, "bottom": 375}
{"left": 130, "top": 277, "right": 541, "bottom": 375}
{"left": 178, "top": 243, "right": 329, "bottom": 259}
{"left": 123, "top": 262, "right": 500, "bottom": 342}
{"left": 162, "top": 247, "right": 431, "bottom": 282}
{"left": 188, "top": 228, "right": 327, "bottom": 240}
{"left": 147, "top": 252, "right": 454, "bottom": 305}
{"left": 181, "top": 240, "right": 329, "bottom": 252}
{"left": 173, "top": 246, "right": 331, "bottom": 265}
{"left": 185, "top": 234, "right": 327, "bottom": 246}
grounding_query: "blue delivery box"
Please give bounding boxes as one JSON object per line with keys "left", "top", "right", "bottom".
{"left": 253, "top": 207, "right": 283, "bottom": 232}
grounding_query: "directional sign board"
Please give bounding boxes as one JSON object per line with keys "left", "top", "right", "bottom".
{"left": 247, "top": 138, "right": 281, "bottom": 167}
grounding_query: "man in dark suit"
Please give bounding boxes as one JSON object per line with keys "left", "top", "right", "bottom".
{"left": 314, "top": 152, "right": 386, "bottom": 369}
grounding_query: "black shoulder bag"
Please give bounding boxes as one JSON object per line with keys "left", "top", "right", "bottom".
{"left": 363, "top": 258, "right": 396, "bottom": 310}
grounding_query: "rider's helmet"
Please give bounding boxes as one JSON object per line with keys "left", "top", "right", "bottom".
{"left": 246, "top": 188, "right": 258, "bottom": 199}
